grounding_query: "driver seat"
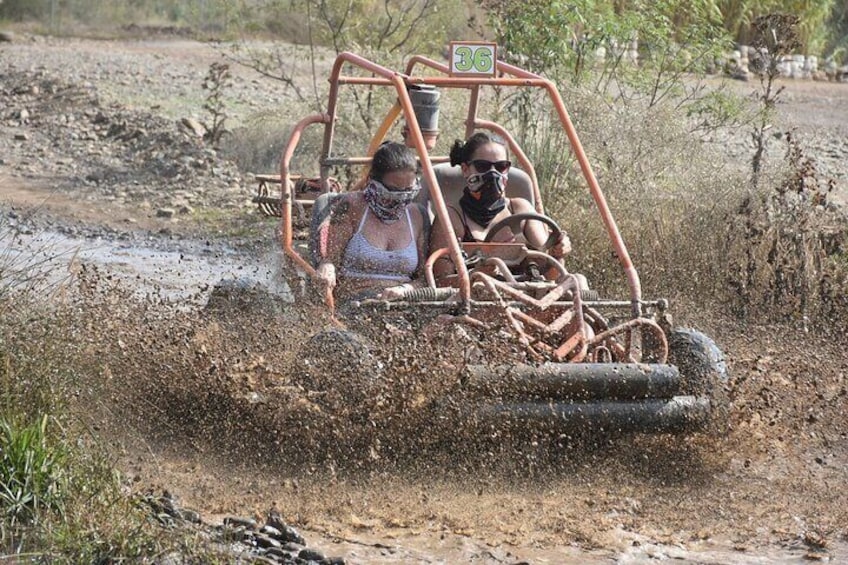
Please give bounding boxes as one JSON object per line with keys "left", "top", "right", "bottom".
{"left": 417, "top": 163, "right": 535, "bottom": 218}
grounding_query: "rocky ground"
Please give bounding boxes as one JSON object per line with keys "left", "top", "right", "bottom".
{"left": 2, "top": 33, "right": 848, "bottom": 564}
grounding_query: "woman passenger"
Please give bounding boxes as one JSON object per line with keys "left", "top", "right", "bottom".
{"left": 315, "top": 142, "right": 428, "bottom": 301}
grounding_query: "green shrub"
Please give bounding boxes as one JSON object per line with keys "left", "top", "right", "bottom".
{"left": 0, "top": 414, "right": 67, "bottom": 529}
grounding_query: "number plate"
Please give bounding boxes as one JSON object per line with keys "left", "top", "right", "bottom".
{"left": 449, "top": 41, "right": 497, "bottom": 77}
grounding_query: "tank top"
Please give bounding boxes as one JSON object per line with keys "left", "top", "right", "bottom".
{"left": 341, "top": 208, "right": 418, "bottom": 281}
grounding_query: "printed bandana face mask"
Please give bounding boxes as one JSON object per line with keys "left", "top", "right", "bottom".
{"left": 460, "top": 169, "right": 507, "bottom": 227}
{"left": 363, "top": 178, "right": 420, "bottom": 223}
{"left": 369, "top": 178, "right": 420, "bottom": 202}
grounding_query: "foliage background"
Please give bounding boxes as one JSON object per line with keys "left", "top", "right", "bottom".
{"left": 2, "top": 0, "right": 848, "bottom": 63}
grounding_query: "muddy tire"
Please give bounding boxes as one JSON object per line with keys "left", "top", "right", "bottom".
{"left": 204, "top": 277, "right": 287, "bottom": 318}
{"left": 667, "top": 328, "right": 731, "bottom": 434}
{"left": 293, "top": 329, "right": 383, "bottom": 418}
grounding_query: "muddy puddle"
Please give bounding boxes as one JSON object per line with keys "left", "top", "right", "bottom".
{"left": 307, "top": 528, "right": 835, "bottom": 564}
{"left": 138, "top": 452, "right": 848, "bottom": 565}
{"left": 0, "top": 222, "right": 290, "bottom": 305}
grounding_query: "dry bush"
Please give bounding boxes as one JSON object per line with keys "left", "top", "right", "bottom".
{"left": 515, "top": 85, "right": 848, "bottom": 328}
{"left": 222, "top": 105, "right": 368, "bottom": 184}
{"left": 223, "top": 63, "right": 477, "bottom": 183}
{"left": 222, "top": 109, "right": 312, "bottom": 175}
{"left": 520, "top": 90, "right": 746, "bottom": 308}
{"left": 518, "top": 89, "right": 848, "bottom": 327}
{"left": 725, "top": 133, "right": 848, "bottom": 325}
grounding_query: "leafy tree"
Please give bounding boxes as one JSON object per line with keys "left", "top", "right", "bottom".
{"left": 481, "top": 0, "right": 729, "bottom": 91}
{"left": 823, "top": 0, "right": 848, "bottom": 62}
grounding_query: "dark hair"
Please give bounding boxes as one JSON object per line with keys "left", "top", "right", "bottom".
{"left": 449, "top": 131, "right": 506, "bottom": 167}
{"left": 370, "top": 141, "right": 416, "bottom": 182}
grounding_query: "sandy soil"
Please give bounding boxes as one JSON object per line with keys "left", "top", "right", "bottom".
{"left": 2, "top": 35, "right": 848, "bottom": 564}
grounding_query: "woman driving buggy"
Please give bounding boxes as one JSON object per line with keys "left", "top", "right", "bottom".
{"left": 315, "top": 141, "right": 429, "bottom": 302}
{"left": 429, "top": 132, "right": 571, "bottom": 279}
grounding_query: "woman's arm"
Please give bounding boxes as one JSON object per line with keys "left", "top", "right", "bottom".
{"left": 410, "top": 204, "right": 429, "bottom": 283}
{"left": 428, "top": 207, "right": 464, "bottom": 280}
{"left": 314, "top": 194, "right": 360, "bottom": 288}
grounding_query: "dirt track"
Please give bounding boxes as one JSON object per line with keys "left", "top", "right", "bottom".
{"left": 2, "top": 35, "right": 848, "bottom": 563}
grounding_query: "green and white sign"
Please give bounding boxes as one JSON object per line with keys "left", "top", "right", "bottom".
{"left": 449, "top": 42, "right": 497, "bottom": 77}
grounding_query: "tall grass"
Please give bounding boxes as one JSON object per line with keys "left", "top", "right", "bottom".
{"left": 0, "top": 214, "right": 219, "bottom": 560}
{"left": 0, "top": 413, "right": 67, "bottom": 530}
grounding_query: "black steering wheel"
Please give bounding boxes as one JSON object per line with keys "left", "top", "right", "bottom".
{"left": 483, "top": 212, "right": 562, "bottom": 252}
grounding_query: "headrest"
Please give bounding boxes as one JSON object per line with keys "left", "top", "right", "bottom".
{"left": 417, "top": 163, "right": 535, "bottom": 211}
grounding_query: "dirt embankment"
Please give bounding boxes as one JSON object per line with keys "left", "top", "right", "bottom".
{"left": 2, "top": 35, "right": 848, "bottom": 563}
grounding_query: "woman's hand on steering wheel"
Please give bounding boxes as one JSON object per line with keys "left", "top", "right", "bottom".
{"left": 483, "top": 212, "right": 564, "bottom": 253}
{"left": 549, "top": 231, "right": 571, "bottom": 259}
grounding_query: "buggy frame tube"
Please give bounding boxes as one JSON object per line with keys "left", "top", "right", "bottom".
{"left": 368, "top": 102, "right": 402, "bottom": 157}
{"left": 404, "top": 55, "right": 450, "bottom": 76}
{"left": 320, "top": 51, "right": 642, "bottom": 313}
{"left": 322, "top": 53, "right": 404, "bottom": 181}
{"left": 279, "top": 112, "right": 332, "bottom": 278}
{"left": 497, "top": 60, "right": 642, "bottom": 315}
{"left": 540, "top": 80, "right": 642, "bottom": 315}
{"left": 466, "top": 84, "right": 480, "bottom": 140}
{"left": 353, "top": 101, "right": 404, "bottom": 189}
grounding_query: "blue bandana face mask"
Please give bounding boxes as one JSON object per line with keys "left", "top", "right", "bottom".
{"left": 363, "top": 178, "right": 420, "bottom": 223}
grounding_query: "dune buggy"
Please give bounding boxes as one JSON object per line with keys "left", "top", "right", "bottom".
{"left": 252, "top": 42, "right": 728, "bottom": 434}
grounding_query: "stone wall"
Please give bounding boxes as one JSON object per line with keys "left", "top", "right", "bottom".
{"left": 723, "top": 45, "right": 848, "bottom": 82}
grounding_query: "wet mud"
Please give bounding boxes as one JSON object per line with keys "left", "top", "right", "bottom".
{"left": 7, "top": 227, "right": 842, "bottom": 563}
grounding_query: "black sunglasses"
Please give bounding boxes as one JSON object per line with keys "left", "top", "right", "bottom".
{"left": 469, "top": 159, "right": 511, "bottom": 174}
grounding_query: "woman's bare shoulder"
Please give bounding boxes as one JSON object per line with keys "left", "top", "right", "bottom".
{"left": 329, "top": 191, "right": 365, "bottom": 224}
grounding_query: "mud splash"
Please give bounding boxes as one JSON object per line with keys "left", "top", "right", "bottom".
{"left": 4, "top": 216, "right": 847, "bottom": 564}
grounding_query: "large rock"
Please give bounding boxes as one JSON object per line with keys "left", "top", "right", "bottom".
{"left": 180, "top": 117, "right": 207, "bottom": 138}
